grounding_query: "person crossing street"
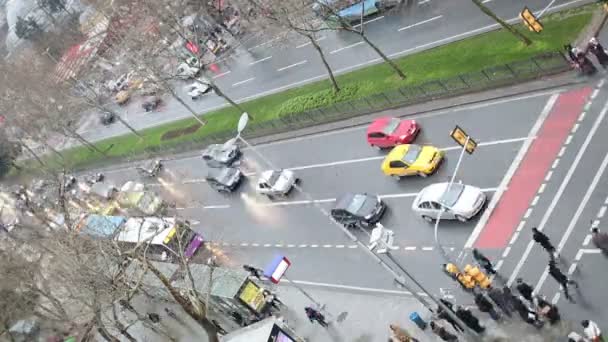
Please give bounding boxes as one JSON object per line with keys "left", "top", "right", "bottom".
{"left": 532, "top": 227, "right": 558, "bottom": 259}
{"left": 305, "top": 306, "right": 328, "bottom": 328}
{"left": 515, "top": 278, "right": 535, "bottom": 302}
{"left": 548, "top": 260, "right": 579, "bottom": 302}
{"left": 472, "top": 249, "right": 497, "bottom": 274}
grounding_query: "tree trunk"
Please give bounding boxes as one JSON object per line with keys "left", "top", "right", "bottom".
{"left": 104, "top": 108, "right": 143, "bottom": 139}
{"left": 166, "top": 87, "right": 208, "bottom": 126}
{"left": 358, "top": 32, "right": 407, "bottom": 79}
{"left": 471, "top": 0, "right": 532, "bottom": 46}
{"left": 143, "top": 259, "right": 220, "bottom": 342}
{"left": 20, "top": 140, "right": 45, "bottom": 167}
{"left": 307, "top": 34, "right": 340, "bottom": 93}
{"left": 66, "top": 128, "right": 106, "bottom": 156}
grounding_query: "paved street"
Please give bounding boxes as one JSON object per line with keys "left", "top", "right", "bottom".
{"left": 76, "top": 0, "right": 592, "bottom": 144}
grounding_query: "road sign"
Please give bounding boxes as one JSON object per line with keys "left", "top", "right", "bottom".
{"left": 264, "top": 255, "right": 291, "bottom": 284}
{"left": 520, "top": 7, "right": 543, "bottom": 33}
{"left": 450, "top": 125, "right": 477, "bottom": 155}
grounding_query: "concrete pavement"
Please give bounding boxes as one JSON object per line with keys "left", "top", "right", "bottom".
{"left": 74, "top": 0, "right": 593, "bottom": 144}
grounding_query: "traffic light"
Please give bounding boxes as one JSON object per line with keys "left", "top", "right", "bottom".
{"left": 520, "top": 7, "right": 543, "bottom": 33}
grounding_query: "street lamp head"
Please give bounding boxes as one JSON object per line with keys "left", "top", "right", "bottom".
{"left": 237, "top": 112, "right": 249, "bottom": 135}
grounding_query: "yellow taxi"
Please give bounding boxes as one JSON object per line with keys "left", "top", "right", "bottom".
{"left": 381, "top": 144, "right": 444, "bottom": 179}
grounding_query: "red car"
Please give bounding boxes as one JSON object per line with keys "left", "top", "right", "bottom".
{"left": 366, "top": 117, "right": 419, "bottom": 148}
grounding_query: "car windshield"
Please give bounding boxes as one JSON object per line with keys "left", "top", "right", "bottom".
{"left": 382, "top": 118, "right": 401, "bottom": 135}
{"left": 267, "top": 171, "right": 282, "bottom": 187}
{"left": 346, "top": 194, "right": 367, "bottom": 214}
{"left": 440, "top": 183, "right": 465, "bottom": 207}
{"left": 402, "top": 145, "right": 422, "bottom": 165}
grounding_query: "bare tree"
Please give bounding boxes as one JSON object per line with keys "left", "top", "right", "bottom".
{"left": 245, "top": 0, "right": 341, "bottom": 93}
{"left": 471, "top": 0, "right": 532, "bottom": 46}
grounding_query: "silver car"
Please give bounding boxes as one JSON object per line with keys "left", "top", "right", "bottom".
{"left": 256, "top": 170, "right": 299, "bottom": 198}
{"left": 412, "top": 183, "right": 486, "bottom": 222}
{"left": 201, "top": 143, "right": 241, "bottom": 168}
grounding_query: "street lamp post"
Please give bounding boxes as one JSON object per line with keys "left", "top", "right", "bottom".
{"left": 233, "top": 113, "right": 481, "bottom": 341}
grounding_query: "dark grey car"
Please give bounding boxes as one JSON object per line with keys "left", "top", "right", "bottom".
{"left": 331, "top": 193, "right": 386, "bottom": 228}
{"left": 201, "top": 143, "right": 241, "bottom": 168}
{"left": 206, "top": 167, "right": 243, "bottom": 192}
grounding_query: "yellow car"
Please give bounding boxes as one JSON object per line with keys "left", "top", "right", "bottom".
{"left": 381, "top": 144, "right": 444, "bottom": 179}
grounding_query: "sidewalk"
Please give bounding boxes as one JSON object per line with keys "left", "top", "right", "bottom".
{"left": 271, "top": 283, "right": 581, "bottom": 342}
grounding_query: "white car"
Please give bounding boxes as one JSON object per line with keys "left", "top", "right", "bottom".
{"left": 176, "top": 63, "right": 200, "bottom": 79}
{"left": 256, "top": 170, "right": 299, "bottom": 198}
{"left": 412, "top": 182, "right": 486, "bottom": 222}
{"left": 186, "top": 81, "right": 212, "bottom": 99}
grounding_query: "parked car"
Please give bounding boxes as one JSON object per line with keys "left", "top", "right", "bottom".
{"left": 412, "top": 182, "right": 487, "bottom": 222}
{"left": 206, "top": 167, "right": 243, "bottom": 192}
{"left": 367, "top": 117, "right": 419, "bottom": 149}
{"left": 313, "top": 0, "right": 399, "bottom": 22}
{"left": 331, "top": 193, "right": 386, "bottom": 228}
{"left": 255, "top": 169, "right": 299, "bottom": 198}
{"left": 201, "top": 143, "right": 241, "bottom": 167}
{"left": 186, "top": 81, "right": 212, "bottom": 100}
{"left": 176, "top": 63, "right": 200, "bottom": 79}
{"left": 142, "top": 96, "right": 162, "bottom": 112}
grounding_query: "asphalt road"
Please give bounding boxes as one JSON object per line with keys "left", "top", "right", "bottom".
{"left": 75, "top": 0, "right": 591, "bottom": 144}
{"left": 96, "top": 87, "right": 559, "bottom": 296}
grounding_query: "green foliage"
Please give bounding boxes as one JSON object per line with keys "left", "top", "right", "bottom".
{"left": 0, "top": 138, "right": 21, "bottom": 179}
{"left": 31, "top": 6, "right": 594, "bottom": 171}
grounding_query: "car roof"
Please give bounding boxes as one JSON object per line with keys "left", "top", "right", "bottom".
{"left": 367, "top": 117, "right": 393, "bottom": 134}
{"left": 385, "top": 144, "right": 412, "bottom": 161}
{"left": 206, "top": 166, "right": 229, "bottom": 179}
{"left": 334, "top": 193, "right": 356, "bottom": 210}
{"left": 416, "top": 183, "right": 449, "bottom": 204}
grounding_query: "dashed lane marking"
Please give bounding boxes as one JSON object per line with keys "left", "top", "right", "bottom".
{"left": 249, "top": 56, "right": 273, "bottom": 66}
{"left": 398, "top": 15, "right": 443, "bottom": 32}
{"left": 213, "top": 70, "right": 231, "bottom": 79}
{"left": 232, "top": 77, "right": 255, "bottom": 87}
{"left": 295, "top": 36, "right": 326, "bottom": 49}
{"left": 330, "top": 41, "right": 364, "bottom": 54}
{"left": 277, "top": 60, "right": 308, "bottom": 72}
{"left": 353, "top": 15, "right": 385, "bottom": 28}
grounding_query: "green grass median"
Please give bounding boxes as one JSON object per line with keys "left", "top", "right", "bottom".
{"left": 38, "top": 5, "right": 595, "bottom": 171}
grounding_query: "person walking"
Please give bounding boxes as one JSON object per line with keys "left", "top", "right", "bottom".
{"left": 582, "top": 320, "right": 603, "bottom": 342}
{"left": 532, "top": 227, "right": 558, "bottom": 259}
{"left": 437, "top": 302, "right": 464, "bottom": 333}
{"left": 513, "top": 296, "right": 543, "bottom": 328}
{"left": 488, "top": 286, "right": 512, "bottom": 317}
{"left": 455, "top": 306, "right": 485, "bottom": 333}
{"left": 472, "top": 249, "right": 497, "bottom": 274}
{"left": 515, "top": 278, "right": 535, "bottom": 302}
{"left": 474, "top": 292, "right": 500, "bottom": 321}
{"left": 548, "top": 260, "right": 579, "bottom": 302}
{"left": 305, "top": 307, "right": 328, "bottom": 328}
{"left": 589, "top": 37, "right": 608, "bottom": 68}
{"left": 389, "top": 324, "right": 419, "bottom": 342}
{"left": 430, "top": 321, "right": 458, "bottom": 341}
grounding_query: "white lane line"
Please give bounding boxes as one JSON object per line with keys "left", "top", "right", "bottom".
{"left": 348, "top": 245, "right": 358, "bottom": 248}
{"left": 558, "top": 146, "right": 566, "bottom": 157}
{"left": 183, "top": 178, "right": 207, "bottom": 184}
{"left": 552, "top": 159, "right": 560, "bottom": 169}
{"left": 418, "top": 0, "right": 431, "bottom": 4}
{"left": 277, "top": 60, "right": 308, "bottom": 72}
{"left": 495, "top": 260, "right": 504, "bottom": 271}
{"left": 404, "top": 246, "right": 417, "bottom": 251}
{"left": 287, "top": 244, "right": 296, "bottom": 248}
{"left": 509, "top": 231, "right": 521, "bottom": 245}
{"left": 582, "top": 234, "right": 592, "bottom": 246}
{"left": 482, "top": 0, "right": 492, "bottom": 3}
{"left": 509, "top": 97, "right": 608, "bottom": 286}
{"left": 241, "top": 243, "right": 249, "bottom": 247}
{"left": 551, "top": 293, "right": 560, "bottom": 305}
{"left": 264, "top": 244, "right": 272, "bottom": 247}
{"left": 584, "top": 102, "right": 592, "bottom": 112}
{"left": 281, "top": 279, "right": 414, "bottom": 296}
{"left": 336, "top": 245, "right": 345, "bottom": 248}
{"left": 422, "top": 247, "right": 434, "bottom": 251}
{"left": 592, "top": 219, "right": 600, "bottom": 229}
{"left": 534, "top": 150, "right": 608, "bottom": 293}
{"left": 288, "top": 137, "right": 528, "bottom": 172}
{"left": 275, "top": 244, "right": 283, "bottom": 247}
{"left": 212, "top": 70, "right": 231, "bottom": 79}
{"left": 398, "top": 15, "right": 443, "bottom": 32}
{"left": 565, "top": 135, "right": 573, "bottom": 145}
{"left": 353, "top": 15, "right": 385, "bottom": 28}
{"left": 605, "top": 196, "right": 608, "bottom": 204}
{"left": 531, "top": 196, "right": 540, "bottom": 207}
{"left": 516, "top": 221, "right": 526, "bottom": 232}
{"left": 299, "top": 244, "right": 308, "bottom": 248}
{"left": 248, "top": 37, "right": 281, "bottom": 51}
{"left": 567, "top": 263, "right": 577, "bottom": 275}
{"left": 466, "top": 94, "right": 558, "bottom": 248}
{"left": 323, "top": 244, "right": 333, "bottom": 248}
{"left": 311, "top": 244, "right": 319, "bottom": 248}
{"left": 599, "top": 206, "right": 607, "bottom": 218}
{"left": 330, "top": 41, "right": 364, "bottom": 54}
{"left": 545, "top": 171, "right": 553, "bottom": 182}
{"left": 295, "top": 36, "right": 326, "bottom": 49}
{"left": 599, "top": 79, "right": 606, "bottom": 88}
{"left": 251, "top": 243, "right": 260, "bottom": 247}
{"left": 502, "top": 246, "right": 512, "bottom": 258}
{"left": 591, "top": 89, "right": 600, "bottom": 99}
{"left": 203, "top": 204, "right": 231, "bottom": 209}
{"left": 232, "top": 77, "right": 255, "bottom": 87}
{"left": 579, "top": 111, "right": 586, "bottom": 122}
{"left": 538, "top": 183, "right": 546, "bottom": 194}
{"left": 249, "top": 56, "right": 273, "bottom": 66}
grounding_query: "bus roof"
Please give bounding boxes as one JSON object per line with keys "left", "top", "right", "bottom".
{"left": 115, "top": 217, "right": 176, "bottom": 245}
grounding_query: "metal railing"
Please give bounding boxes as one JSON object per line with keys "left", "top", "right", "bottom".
{"left": 69, "top": 51, "right": 570, "bottom": 171}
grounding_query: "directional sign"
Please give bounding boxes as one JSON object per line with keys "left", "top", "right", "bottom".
{"left": 264, "top": 255, "right": 291, "bottom": 284}
{"left": 450, "top": 125, "right": 477, "bottom": 155}
{"left": 520, "top": 7, "right": 543, "bottom": 33}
